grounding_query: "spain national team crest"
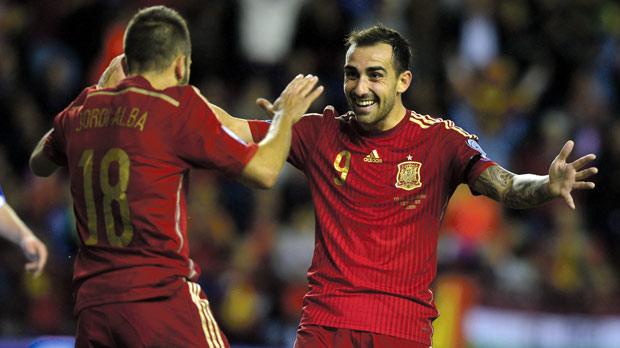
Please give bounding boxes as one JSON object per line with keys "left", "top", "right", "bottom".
{"left": 395, "top": 160, "right": 422, "bottom": 191}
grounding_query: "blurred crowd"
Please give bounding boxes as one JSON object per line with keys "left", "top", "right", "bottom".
{"left": 0, "top": 0, "right": 619, "bottom": 346}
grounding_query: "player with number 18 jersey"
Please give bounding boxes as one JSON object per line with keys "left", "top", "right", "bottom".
{"left": 44, "top": 75, "right": 257, "bottom": 343}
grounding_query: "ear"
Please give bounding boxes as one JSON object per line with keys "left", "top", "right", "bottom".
{"left": 173, "top": 55, "right": 186, "bottom": 81}
{"left": 396, "top": 70, "right": 412, "bottom": 94}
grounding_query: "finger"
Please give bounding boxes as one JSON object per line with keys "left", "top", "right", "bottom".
{"left": 290, "top": 74, "right": 316, "bottom": 94}
{"left": 570, "top": 154, "right": 596, "bottom": 170}
{"left": 38, "top": 245, "right": 48, "bottom": 272}
{"left": 557, "top": 140, "right": 574, "bottom": 162}
{"left": 283, "top": 74, "right": 304, "bottom": 93}
{"left": 575, "top": 167, "right": 598, "bottom": 181}
{"left": 573, "top": 181, "right": 595, "bottom": 190}
{"left": 25, "top": 262, "right": 42, "bottom": 278}
{"left": 306, "top": 85, "right": 324, "bottom": 103}
{"left": 25, "top": 262, "right": 37, "bottom": 272}
{"left": 301, "top": 76, "right": 320, "bottom": 97}
{"left": 562, "top": 191, "right": 575, "bottom": 210}
{"left": 256, "top": 98, "right": 274, "bottom": 113}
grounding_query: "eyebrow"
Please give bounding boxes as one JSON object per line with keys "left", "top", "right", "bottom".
{"left": 367, "top": 66, "right": 387, "bottom": 73}
{"left": 343, "top": 65, "right": 387, "bottom": 73}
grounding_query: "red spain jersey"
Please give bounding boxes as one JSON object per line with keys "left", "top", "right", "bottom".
{"left": 45, "top": 76, "right": 258, "bottom": 314}
{"left": 249, "top": 107, "right": 495, "bottom": 345}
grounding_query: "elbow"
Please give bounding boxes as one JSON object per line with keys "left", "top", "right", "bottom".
{"left": 29, "top": 160, "right": 46, "bottom": 177}
{"left": 254, "top": 170, "right": 278, "bottom": 189}
{"left": 239, "top": 153, "right": 281, "bottom": 189}
{"left": 29, "top": 154, "right": 55, "bottom": 177}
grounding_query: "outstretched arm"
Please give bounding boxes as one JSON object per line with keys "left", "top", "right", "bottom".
{"left": 238, "top": 75, "right": 323, "bottom": 188}
{"left": 207, "top": 98, "right": 278, "bottom": 143}
{"left": 472, "top": 140, "right": 597, "bottom": 209}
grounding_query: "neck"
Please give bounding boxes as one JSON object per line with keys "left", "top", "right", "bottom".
{"left": 359, "top": 102, "right": 407, "bottom": 132}
{"left": 134, "top": 69, "right": 179, "bottom": 90}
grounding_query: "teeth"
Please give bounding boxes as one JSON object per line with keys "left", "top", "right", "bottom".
{"left": 356, "top": 100, "right": 374, "bottom": 107}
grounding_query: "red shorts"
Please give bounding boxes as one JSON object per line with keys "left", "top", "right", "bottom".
{"left": 75, "top": 281, "right": 229, "bottom": 348}
{"left": 294, "top": 325, "right": 430, "bottom": 348}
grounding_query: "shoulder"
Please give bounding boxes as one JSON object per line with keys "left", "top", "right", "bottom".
{"left": 53, "top": 85, "right": 97, "bottom": 122}
{"left": 408, "top": 110, "right": 479, "bottom": 141}
{"left": 72, "top": 85, "right": 99, "bottom": 109}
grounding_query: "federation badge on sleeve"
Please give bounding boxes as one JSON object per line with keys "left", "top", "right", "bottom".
{"left": 467, "top": 139, "right": 488, "bottom": 158}
{"left": 395, "top": 159, "right": 422, "bottom": 191}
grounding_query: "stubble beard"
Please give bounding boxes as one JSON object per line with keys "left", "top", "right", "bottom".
{"left": 350, "top": 94, "right": 396, "bottom": 131}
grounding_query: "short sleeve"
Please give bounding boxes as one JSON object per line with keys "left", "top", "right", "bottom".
{"left": 288, "top": 115, "right": 322, "bottom": 170}
{"left": 444, "top": 127, "right": 496, "bottom": 194}
{"left": 173, "top": 92, "right": 258, "bottom": 176}
{"left": 248, "top": 120, "right": 270, "bottom": 143}
{"left": 44, "top": 123, "right": 68, "bottom": 166}
{"left": 44, "top": 86, "right": 96, "bottom": 166}
{"left": 248, "top": 113, "right": 322, "bottom": 171}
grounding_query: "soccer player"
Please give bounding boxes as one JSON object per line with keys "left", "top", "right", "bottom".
{"left": 215, "top": 25, "right": 599, "bottom": 347}
{"left": 0, "top": 184, "right": 48, "bottom": 277}
{"left": 29, "top": 6, "right": 322, "bottom": 348}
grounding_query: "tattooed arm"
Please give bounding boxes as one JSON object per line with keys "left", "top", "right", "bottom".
{"left": 472, "top": 141, "right": 598, "bottom": 209}
{"left": 473, "top": 166, "right": 554, "bottom": 209}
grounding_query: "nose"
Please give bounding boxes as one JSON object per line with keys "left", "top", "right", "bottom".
{"left": 352, "top": 76, "right": 370, "bottom": 97}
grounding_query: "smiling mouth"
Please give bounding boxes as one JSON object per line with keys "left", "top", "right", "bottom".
{"left": 356, "top": 100, "right": 375, "bottom": 107}
{"left": 351, "top": 96, "right": 377, "bottom": 111}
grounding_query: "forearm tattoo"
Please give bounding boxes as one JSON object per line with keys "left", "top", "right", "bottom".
{"left": 474, "top": 166, "right": 553, "bottom": 209}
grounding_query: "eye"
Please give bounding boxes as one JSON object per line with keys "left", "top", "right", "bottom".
{"left": 369, "top": 72, "right": 383, "bottom": 80}
{"left": 344, "top": 70, "right": 358, "bottom": 80}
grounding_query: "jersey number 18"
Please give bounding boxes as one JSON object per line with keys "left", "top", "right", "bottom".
{"left": 78, "top": 148, "right": 134, "bottom": 247}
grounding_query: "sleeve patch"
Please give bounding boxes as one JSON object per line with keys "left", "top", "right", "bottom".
{"left": 467, "top": 139, "right": 488, "bottom": 158}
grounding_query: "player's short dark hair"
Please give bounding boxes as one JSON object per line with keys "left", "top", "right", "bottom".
{"left": 345, "top": 25, "right": 412, "bottom": 74}
{"left": 124, "top": 6, "right": 191, "bottom": 74}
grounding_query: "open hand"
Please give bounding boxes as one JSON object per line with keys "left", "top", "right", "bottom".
{"left": 256, "top": 74, "right": 323, "bottom": 123}
{"left": 548, "top": 140, "right": 598, "bottom": 209}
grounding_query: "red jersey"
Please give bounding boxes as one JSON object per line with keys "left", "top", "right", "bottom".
{"left": 249, "top": 107, "right": 495, "bottom": 345}
{"left": 45, "top": 76, "right": 258, "bottom": 314}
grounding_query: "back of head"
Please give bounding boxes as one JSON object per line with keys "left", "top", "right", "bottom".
{"left": 124, "top": 6, "right": 191, "bottom": 74}
{"left": 346, "top": 25, "right": 412, "bottom": 74}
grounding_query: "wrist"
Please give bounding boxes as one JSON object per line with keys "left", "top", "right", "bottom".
{"left": 19, "top": 234, "right": 37, "bottom": 249}
{"left": 544, "top": 175, "right": 559, "bottom": 199}
{"left": 273, "top": 111, "right": 294, "bottom": 126}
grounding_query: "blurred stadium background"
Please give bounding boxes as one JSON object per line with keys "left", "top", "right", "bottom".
{"left": 0, "top": 0, "right": 619, "bottom": 347}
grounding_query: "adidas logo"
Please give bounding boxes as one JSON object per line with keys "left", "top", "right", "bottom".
{"left": 363, "top": 149, "right": 383, "bottom": 163}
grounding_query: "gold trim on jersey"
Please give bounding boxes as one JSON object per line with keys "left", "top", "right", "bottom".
{"left": 409, "top": 111, "right": 478, "bottom": 140}
{"left": 408, "top": 116, "right": 431, "bottom": 129}
{"left": 188, "top": 282, "right": 225, "bottom": 348}
{"left": 395, "top": 160, "right": 422, "bottom": 191}
{"left": 175, "top": 177, "right": 184, "bottom": 253}
{"left": 88, "top": 87, "right": 180, "bottom": 107}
